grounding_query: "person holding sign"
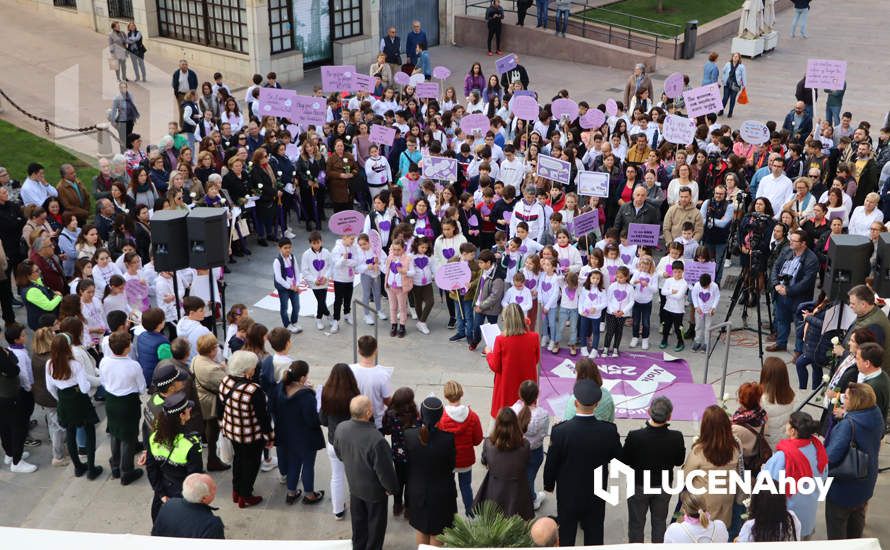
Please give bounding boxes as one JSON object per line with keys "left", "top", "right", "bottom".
{"left": 485, "top": 303, "right": 539, "bottom": 419}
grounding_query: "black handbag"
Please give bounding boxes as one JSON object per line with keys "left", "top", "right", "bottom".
{"left": 828, "top": 418, "right": 869, "bottom": 480}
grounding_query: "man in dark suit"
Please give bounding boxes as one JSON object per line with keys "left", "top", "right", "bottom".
{"left": 543, "top": 380, "right": 622, "bottom": 546}
{"left": 151, "top": 473, "right": 225, "bottom": 538}
{"left": 171, "top": 59, "right": 198, "bottom": 125}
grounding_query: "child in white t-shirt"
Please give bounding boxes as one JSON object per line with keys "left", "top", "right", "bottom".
{"left": 691, "top": 273, "right": 720, "bottom": 352}
{"left": 660, "top": 260, "right": 688, "bottom": 352}
{"left": 630, "top": 255, "right": 659, "bottom": 350}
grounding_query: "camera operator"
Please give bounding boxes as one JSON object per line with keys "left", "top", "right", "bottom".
{"left": 767, "top": 229, "right": 818, "bottom": 353}
{"left": 736, "top": 197, "right": 775, "bottom": 306}
{"left": 700, "top": 184, "right": 736, "bottom": 285}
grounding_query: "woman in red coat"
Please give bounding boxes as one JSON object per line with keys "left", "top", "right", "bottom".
{"left": 485, "top": 303, "right": 540, "bottom": 418}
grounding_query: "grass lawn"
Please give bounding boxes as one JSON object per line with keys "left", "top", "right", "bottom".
{"left": 0, "top": 119, "right": 98, "bottom": 192}
{"left": 577, "top": 0, "right": 740, "bottom": 36}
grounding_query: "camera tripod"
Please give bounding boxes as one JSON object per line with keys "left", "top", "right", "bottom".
{"left": 717, "top": 254, "right": 773, "bottom": 367}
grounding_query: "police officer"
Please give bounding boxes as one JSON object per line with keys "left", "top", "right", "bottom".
{"left": 146, "top": 392, "right": 204, "bottom": 521}
{"left": 141, "top": 363, "right": 188, "bottom": 446}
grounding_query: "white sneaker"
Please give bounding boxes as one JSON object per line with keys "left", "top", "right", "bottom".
{"left": 260, "top": 456, "right": 278, "bottom": 472}
{"left": 377, "top": 310, "right": 388, "bottom": 320}
{"left": 316, "top": 318, "right": 325, "bottom": 330}
{"left": 642, "top": 338, "right": 650, "bottom": 350}
{"left": 588, "top": 348, "right": 598, "bottom": 358}
{"left": 284, "top": 229, "right": 297, "bottom": 239}
{"left": 629, "top": 337, "right": 639, "bottom": 348}
{"left": 4, "top": 452, "right": 29, "bottom": 465}
{"left": 610, "top": 349, "right": 619, "bottom": 357}
{"left": 288, "top": 323, "right": 303, "bottom": 334}
{"left": 330, "top": 320, "right": 340, "bottom": 333}
{"left": 541, "top": 336, "right": 550, "bottom": 348}
{"left": 10, "top": 460, "right": 38, "bottom": 473}
{"left": 409, "top": 309, "right": 418, "bottom": 320}
{"left": 416, "top": 321, "right": 430, "bottom": 335}
{"left": 533, "top": 491, "right": 546, "bottom": 511}
{"left": 344, "top": 313, "right": 353, "bottom": 325}
{"left": 364, "top": 313, "right": 375, "bottom": 325}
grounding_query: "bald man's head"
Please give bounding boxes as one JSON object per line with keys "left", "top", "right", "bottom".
{"left": 182, "top": 473, "right": 217, "bottom": 504}
{"left": 530, "top": 516, "right": 559, "bottom": 547}
{"left": 350, "top": 395, "right": 373, "bottom": 421}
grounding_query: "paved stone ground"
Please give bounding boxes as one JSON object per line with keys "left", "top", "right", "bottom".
{"left": 2, "top": 0, "right": 890, "bottom": 546}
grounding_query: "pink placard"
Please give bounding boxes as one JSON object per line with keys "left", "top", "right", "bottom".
{"left": 415, "top": 82, "right": 440, "bottom": 99}
{"left": 510, "top": 95, "right": 539, "bottom": 120}
{"left": 432, "top": 66, "right": 451, "bottom": 80}
{"left": 321, "top": 65, "right": 357, "bottom": 92}
{"left": 805, "top": 59, "right": 847, "bottom": 90}
{"left": 351, "top": 73, "right": 374, "bottom": 93}
{"left": 664, "top": 72, "right": 685, "bottom": 99}
{"left": 329, "top": 210, "right": 365, "bottom": 235}
{"left": 740, "top": 120, "right": 770, "bottom": 145}
{"left": 460, "top": 113, "right": 490, "bottom": 136}
{"left": 368, "top": 229, "right": 383, "bottom": 256}
{"left": 662, "top": 114, "right": 696, "bottom": 145}
{"left": 369, "top": 124, "right": 396, "bottom": 146}
{"left": 682, "top": 83, "right": 722, "bottom": 118}
{"left": 394, "top": 71, "right": 411, "bottom": 86}
{"left": 579, "top": 108, "right": 606, "bottom": 130}
{"left": 258, "top": 88, "right": 297, "bottom": 117}
{"left": 551, "top": 98, "right": 579, "bottom": 122}
{"left": 605, "top": 98, "right": 618, "bottom": 116}
{"left": 434, "top": 261, "right": 472, "bottom": 291}
{"left": 289, "top": 95, "right": 326, "bottom": 127}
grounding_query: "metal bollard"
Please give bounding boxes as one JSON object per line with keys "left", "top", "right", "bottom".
{"left": 96, "top": 122, "right": 114, "bottom": 159}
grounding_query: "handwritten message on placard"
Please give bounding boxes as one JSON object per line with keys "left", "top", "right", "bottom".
{"left": 351, "top": 73, "right": 374, "bottom": 93}
{"left": 369, "top": 124, "right": 396, "bottom": 147}
{"left": 627, "top": 223, "right": 661, "bottom": 247}
{"left": 415, "top": 82, "right": 440, "bottom": 99}
{"left": 328, "top": 210, "right": 364, "bottom": 235}
{"left": 684, "top": 261, "right": 716, "bottom": 285}
{"left": 321, "top": 65, "right": 357, "bottom": 92}
{"left": 572, "top": 210, "right": 599, "bottom": 237}
{"left": 664, "top": 72, "right": 685, "bottom": 99}
{"left": 423, "top": 156, "right": 458, "bottom": 182}
{"left": 577, "top": 171, "right": 609, "bottom": 198}
{"left": 495, "top": 53, "right": 518, "bottom": 75}
{"left": 290, "top": 96, "right": 326, "bottom": 127}
{"left": 740, "top": 120, "right": 770, "bottom": 145}
{"left": 805, "top": 59, "right": 847, "bottom": 90}
{"left": 435, "top": 262, "right": 472, "bottom": 291}
{"left": 663, "top": 114, "right": 697, "bottom": 145}
{"left": 551, "top": 98, "right": 579, "bottom": 122}
{"left": 682, "top": 83, "right": 722, "bottom": 118}
{"left": 536, "top": 155, "right": 571, "bottom": 186}
{"left": 258, "top": 88, "right": 296, "bottom": 117}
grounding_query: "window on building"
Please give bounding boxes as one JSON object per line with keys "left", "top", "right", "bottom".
{"left": 268, "top": 0, "right": 294, "bottom": 54}
{"left": 331, "top": 0, "right": 362, "bottom": 40}
{"left": 53, "top": 0, "right": 77, "bottom": 8}
{"left": 107, "top": 0, "right": 133, "bottom": 18}
{"left": 157, "top": 0, "right": 248, "bottom": 54}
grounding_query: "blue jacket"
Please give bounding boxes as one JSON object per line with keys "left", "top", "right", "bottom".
{"left": 721, "top": 62, "right": 746, "bottom": 89}
{"left": 702, "top": 61, "right": 719, "bottom": 86}
{"left": 770, "top": 247, "right": 819, "bottom": 300}
{"left": 137, "top": 330, "right": 170, "bottom": 386}
{"left": 405, "top": 30, "right": 428, "bottom": 64}
{"left": 826, "top": 407, "right": 883, "bottom": 508}
{"left": 272, "top": 383, "right": 325, "bottom": 456}
{"left": 418, "top": 51, "right": 431, "bottom": 78}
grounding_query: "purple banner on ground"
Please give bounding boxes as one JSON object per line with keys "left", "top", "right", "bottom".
{"left": 538, "top": 350, "right": 716, "bottom": 419}
{"left": 495, "top": 53, "right": 518, "bottom": 74}
{"left": 572, "top": 210, "right": 599, "bottom": 237}
{"left": 627, "top": 223, "right": 660, "bottom": 246}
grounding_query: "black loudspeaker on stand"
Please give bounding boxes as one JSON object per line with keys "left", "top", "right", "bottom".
{"left": 824, "top": 234, "right": 872, "bottom": 301}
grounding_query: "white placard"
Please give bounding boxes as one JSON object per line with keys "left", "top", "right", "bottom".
{"left": 577, "top": 171, "right": 610, "bottom": 198}
{"left": 480, "top": 322, "right": 501, "bottom": 350}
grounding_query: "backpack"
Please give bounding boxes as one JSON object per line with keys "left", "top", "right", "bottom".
{"left": 742, "top": 423, "right": 773, "bottom": 473}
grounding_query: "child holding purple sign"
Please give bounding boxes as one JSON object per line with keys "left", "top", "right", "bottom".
{"left": 602, "top": 266, "right": 635, "bottom": 357}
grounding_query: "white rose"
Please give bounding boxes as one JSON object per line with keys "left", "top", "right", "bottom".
{"left": 220, "top": 198, "right": 227, "bottom": 204}
{"left": 258, "top": 184, "right": 264, "bottom": 189}
{"left": 190, "top": 192, "right": 196, "bottom": 198}
{"left": 722, "top": 392, "right": 731, "bottom": 402}
{"left": 831, "top": 336, "right": 840, "bottom": 345}
{"left": 822, "top": 374, "right": 830, "bottom": 383}
{"left": 276, "top": 171, "right": 282, "bottom": 176}
{"left": 742, "top": 498, "right": 751, "bottom": 508}
{"left": 831, "top": 397, "right": 839, "bottom": 405}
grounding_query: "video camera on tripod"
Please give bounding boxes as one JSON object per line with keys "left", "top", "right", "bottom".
{"left": 744, "top": 211, "right": 772, "bottom": 270}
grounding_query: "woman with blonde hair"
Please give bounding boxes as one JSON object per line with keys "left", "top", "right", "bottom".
{"left": 664, "top": 491, "right": 729, "bottom": 542}
{"left": 486, "top": 303, "right": 540, "bottom": 418}
{"left": 190, "top": 333, "right": 229, "bottom": 471}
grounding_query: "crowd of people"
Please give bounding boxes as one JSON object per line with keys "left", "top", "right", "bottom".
{"left": 0, "top": 29, "right": 890, "bottom": 547}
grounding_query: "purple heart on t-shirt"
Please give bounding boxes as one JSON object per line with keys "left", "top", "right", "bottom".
{"left": 639, "top": 276, "right": 650, "bottom": 287}
{"left": 312, "top": 259, "right": 325, "bottom": 271}
{"left": 621, "top": 253, "right": 632, "bottom": 264}
{"left": 519, "top": 245, "right": 528, "bottom": 254}
{"left": 588, "top": 292, "right": 597, "bottom": 302}
{"left": 566, "top": 288, "right": 576, "bottom": 300}
{"left": 390, "top": 262, "right": 401, "bottom": 274}
{"left": 468, "top": 215, "right": 479, "bottom": 227}
{"left": 366, "top": 258, "right": 375, "bottom": 265}
{"left": 481, "top": 204, "right": 491, "bottom": 215}
{"left": 378, "top": 220, "right": 391, "bottom": 232}
{"left": 559, "top": 258, "right": 569, "bottom": 268}
{"left": 606, "top": 265, "right": 618, "bottom": 280}
{"left": 614, "top": 289, "right": 628, "bottom": 302}
{"left": 524, "top": 278, "right": 537, "bottom": 290}
{"left": 347, "top": 252, "right": 353, "bottom": 259}
{"left": 507, "top": 256, "right": 517, "bottom": 268}
{"left": 414, "top": 256, "right": 429, "bottom": 269}
{"left": 541, "top": 281, "right": 553, "bottom": 292}
{"left": 699, "top": 291, "right": 711, "bottom": 303}
{"left": 515, "top": 296, "right": 524, "bottom": 304}
{"left": 443, "top": 248, "right": 455, "bottom": 259}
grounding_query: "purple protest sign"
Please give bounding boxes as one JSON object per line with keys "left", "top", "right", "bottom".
{"left": 495, "top": 53, "right": 518, "bottom": 75}
{"left": 368, "top": 229, "right": 383, "bottom": 256}
{"left": 422, "top": 156, "right": 458, "bottom": 182}
{"left": 435, "top": 262, "right": 471, "bottom": 291}
{"left": 460, "top": 113, "right": 490, "bottom": 136}
{"left": 321, "top": 65, "right": 357, "bottom": 92}
{"left": 682, "top": 83, "right": 722, "bottom": 118}
{"left": 605, "top": 98, "right": 618, "bottom": 116}
{"left": 662, "top": 114, "right": 696, "bottom": 145}
{"left": 572, "top": 210, "right": 599, "bottom": 237}
{"left": 536, "top": 155, "right": 571, "bottom": 186}
{"left": 627, "top": 223, "right": 660, "bottom": 247}
{"left": 805, "top": 59, "right": 847, "bottom": 90}
{"left": 579, "top": 108, "right": 605, "bottom": 130}
{"left": 290, "top": 95, "right": 326, "bottom": 127}
{"left": 684, "top": 261, "right": 716, "bottom": 285}
{"left": 328, "top": 210, "right": 364, "bottom": 235}
{"left": 538, "top": 350, "right": 716, "bottom": 419}
{"left": 409, "top": 73, "right": 426, "bottom": 87}
{"left": 369, "top": 124, "right": 396, "bottom": 146}
{"left": 258, "top": 87, "right": 296, "bottom": 117}
{"left": 351, "top": 73, "right": 374, "bottom": 93}
{"left": 664, "top": 72, "right": 685, "bottom": 99}
{"left": 415, "top": 82, "right": 440, "bottom": 99}
{"left": 551, "top": 98, "right": 579, "bottom": 122}
{"left": 577, "top": 171, "right": 609, "bottom": 198}
{"left": 432, "top": 66, "right": 451, "bottom": 80}
{"left": 740, "top": 120, "right": 770, "bottom": 145}
{"left": 510, "top": 95, "right": 539, "bottom": 120}
{"left": 512, "top": 90, "right": 536, "bottom": 98}
{"left": 286, "top": 124, "right": 300, "bottom": 137}
{"left": 394, "top": 71, "right": 411, "bottom": 86}
{"left": 284, "top": 143, "right": 300, "bottom": 161}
